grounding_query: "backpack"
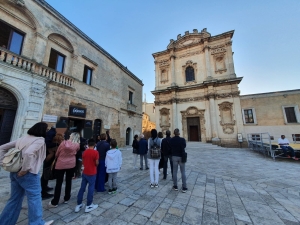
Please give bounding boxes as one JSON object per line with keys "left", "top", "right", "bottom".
{"left": 2, "top": 148, "right": 23, "bottom": 172}
{"left": 150, "top": 138, "right": 161, "bottom": 159}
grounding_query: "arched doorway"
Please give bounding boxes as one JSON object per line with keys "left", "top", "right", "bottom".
{"left": 126, "top": 127, "right": 131, "bottom": 145}
{"left": 93, "top": 119, "right": 102, "bottom": 141}
{"left": 0, "top": 87, "right": 18, "bottom": 145}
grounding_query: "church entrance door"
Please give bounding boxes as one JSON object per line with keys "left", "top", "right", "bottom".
{"left": 189, "top": 126, "right": 199, "bottom": 141}
{"left": 187, "top": 117, "right": 200, "bottom": 142}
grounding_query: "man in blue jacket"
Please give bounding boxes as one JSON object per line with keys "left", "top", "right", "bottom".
{"left": 138, "top": 134, "right": 149, "bottom": 170}
{"left": 169, "top": 128, "right": 187, "bottom": 193}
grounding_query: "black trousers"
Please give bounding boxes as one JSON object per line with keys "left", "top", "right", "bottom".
{"left": 51, "top": 168, "right": 74, "bottom": 205}
{"left": 40, "top": 159, "right": 53, "bottom": 195}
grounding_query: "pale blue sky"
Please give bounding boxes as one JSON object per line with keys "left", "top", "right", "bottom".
{"left": 46, "top": 0, "right": 300, "bottom": 103}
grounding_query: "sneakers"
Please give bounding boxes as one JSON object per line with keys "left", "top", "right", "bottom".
{"left": 181, "top": 187, "right": 188, "bottom": 193}
{"left": 154, "top": 184, "right": 159, "bottom": 188}
{"left": 48, "top": 201, "right": 58, "bottom": 208}
{"left": 150, "top": 183, "right": 154, "bottom": 188}
{"left": 74, "top": 203, "right": 85, "bottom": 212}
{"left": 85, "top": 203, "right": 98, "bottom": 213}
{"left": 173, "top": 186, "right": 178, "bottom": 191}
{"left": 108, "top": 189, "right": 113, "bottom": 194}
{"left": 45, "top": 220, "right": 54, "bottom": 225}
{"left": 64, "top": 201, "right": 68, "bottom": 204}
{"left": 112, "top": 187, "right": 117, "bottom": 194}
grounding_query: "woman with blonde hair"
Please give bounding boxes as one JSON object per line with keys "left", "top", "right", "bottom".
{"left": 49, "top": 132, "right": 80, "bottom": 207}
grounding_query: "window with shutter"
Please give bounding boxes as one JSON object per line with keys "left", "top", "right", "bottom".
{"left": 284, "top": 107, "right": 297, "bottom": 123}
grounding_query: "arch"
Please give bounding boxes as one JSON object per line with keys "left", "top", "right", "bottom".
{"left": 48, "top": 33, "right": 74, "bottom": 53}
{"left": 126, "top": 127, "right": 132, "bottom": 145}
{"left": 93, "top": 119, "right": 102, "bottom": 140}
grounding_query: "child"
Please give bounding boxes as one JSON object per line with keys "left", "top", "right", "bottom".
{"left": 75, "top": 139, "right": 99, "bottom": 213}
{"left": 105, "top": 139, "right": 122, "bottom": 194}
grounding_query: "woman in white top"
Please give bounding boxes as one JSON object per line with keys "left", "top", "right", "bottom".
{"left": 148, "top": 129, "right": 162, "bottom": 188}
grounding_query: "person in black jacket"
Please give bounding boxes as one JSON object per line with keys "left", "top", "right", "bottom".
{"left": 106, "top": 130, "right": 111, "bottom": 144}
{"left": 138, "top": 134, "right": 148, "bottom": 170}
{"left": 161, "top": 130, "right": 173, "bottom": 180}
{"left": 132, "top": 134, "right": 139, "bottom": 169}
{"left": 169, "top": 128, "right": 187, "bottom": 193}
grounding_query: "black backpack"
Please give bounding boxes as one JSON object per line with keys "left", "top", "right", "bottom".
{"left": 150, "top": 138, "right": 161, "bottom": 159}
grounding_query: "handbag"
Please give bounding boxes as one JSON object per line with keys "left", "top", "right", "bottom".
{"left": 2, "top": 139, "right": 36, "bottom": 172}
{"left": 181, "top": 152, "right": 187, "bottom": 163}
{"left": 43, "top": 158, "right": 57, "bottom": 180}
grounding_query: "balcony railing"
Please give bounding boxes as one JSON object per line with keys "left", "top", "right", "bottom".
{"left": 0, "top": 47, "right": 74, "bottom": 87}
{"left": 127, "top": 102, "right": 137, "bottom": 112}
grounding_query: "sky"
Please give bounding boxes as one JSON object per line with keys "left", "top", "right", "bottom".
{"left": 46, "top": 0, "right": 300, "bottom": 103}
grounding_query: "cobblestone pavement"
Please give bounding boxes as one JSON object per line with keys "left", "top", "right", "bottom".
{"left": 1, "top": 142, "right": 300, "bottom": 225}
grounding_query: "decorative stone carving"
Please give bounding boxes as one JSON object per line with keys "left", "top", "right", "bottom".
{"left": 160, "top": 69, "right": 168, "bottom": 84}
{"left": 158, "top": 59, "right": 170, "bottom": 68}
{"left": 159, "top": 108, "right": 170, "bottom": 130}
{"left": 181, "top": 106, "right": 206, "bottom": 141}
{"left": 218, "top": 101, "right": 235, "bottom": 134}
{"left": 178, "top": 50, "right": 201, "bottom": 59}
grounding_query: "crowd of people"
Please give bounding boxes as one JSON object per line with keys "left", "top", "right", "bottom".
{"left": 0, "top": 121, "right": 188, "bottom": 225}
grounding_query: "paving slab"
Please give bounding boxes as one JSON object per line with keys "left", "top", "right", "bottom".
{"left": 0, "top": 142, "right": 300, "bottom": 224}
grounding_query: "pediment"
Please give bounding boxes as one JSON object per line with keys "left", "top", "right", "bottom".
{"left": 48, "top": 33, "right": 74, "bottom": 52}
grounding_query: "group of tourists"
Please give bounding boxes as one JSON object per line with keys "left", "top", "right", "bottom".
{"left": 132, "top": 128, "right": 188, "bottom": 192}
{"left": 0, "top": 122, "right": 122, "bottom": 225}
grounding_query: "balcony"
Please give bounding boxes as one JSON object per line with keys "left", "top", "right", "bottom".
{"left": 0, "top": 47, "right": 74, "bottom": 87}
{"left": 127, "top": 102, "right": 137, "bottom": 112}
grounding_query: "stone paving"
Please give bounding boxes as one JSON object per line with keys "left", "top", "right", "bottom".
{"left": 1, "top": 142, "right": 300, "bottom": 225}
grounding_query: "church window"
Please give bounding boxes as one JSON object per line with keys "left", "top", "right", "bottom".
{"left": 0, "top": 20, "right": 25, "bottom": 55}
{"left": 48, "top": 48, "right": 65, "bottom": 73}
{"left": 83, "top": 65, "right": 93, "bottom": 85}
{"left": 185, "top": 66, "right": 195, "bottom": 82}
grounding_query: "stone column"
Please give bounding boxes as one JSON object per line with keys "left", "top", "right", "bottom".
{"left": 154, "top": 61, "right": 159, "bottom": 90}
{"left": 172, "top": 98, "right": 177, "bottom": 131}
{"left": 226, "top": 41, "right": 235, "bottom": 76}
{"left": 170, "top": 52, "right": 176, "bottom": 86}
{"left": 33, "top": 32, "right": 48, "bottom": 64}
{"left": 207, "top": 89, "right": 218, "bottom": 139}
{"left": 204, "top": 40, "right": 211, "bottom": 79}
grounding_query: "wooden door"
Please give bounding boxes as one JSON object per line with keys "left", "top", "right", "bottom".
{"left": 189, "top": 125, "right": 199, "bottom": 141}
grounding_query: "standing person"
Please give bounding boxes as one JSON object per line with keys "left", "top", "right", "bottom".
{"left": 158, "top": 132, "right": 164, "bottom": 173}
{"left": 74, "top": 135, "right": 86, "bottom": 178}
{"left": 170, "top": 128, "right": 188, "bottom": 193}
{"left": 161, "top": 130, "right": 173, "bottom": 180}
{"left": 75, "top": 139, "right": 99, "bottom": 213}
{"left": 49, "top": 132, "right": 80, "bottom": 207}
{"left": 95, "top": 133, "right": 110, "bottom": 192}
{"left": 138, "top": 134, "right": 148, "bottom": 170}
{"left": 148, "top": 129, "right": 162, "bottom": 188}
{"left": 105, "top": 139, "right": 122, "bottom": 194}
{"left": 106, "top": 130, "right": 111, "bottom": 145}
{"left": 278, "top": 135, "right": 298, "bottom": 160}
{"left": 132, "top": 134, "right": 139, "bottom": 169}
{"left": 0, "top": 122, "right": 54, "bottom": 225}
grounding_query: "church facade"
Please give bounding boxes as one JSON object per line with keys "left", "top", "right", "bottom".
{"left": 152, "top": 28, "right": 244, "bottom": 146}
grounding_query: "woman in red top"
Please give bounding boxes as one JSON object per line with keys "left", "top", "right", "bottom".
{"left": 49, "top": 132, "right": 80, "bottom": 207}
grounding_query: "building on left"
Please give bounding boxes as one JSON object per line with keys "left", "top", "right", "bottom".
{"left": 0, "top": 0, "right": 143, "bottom": 146}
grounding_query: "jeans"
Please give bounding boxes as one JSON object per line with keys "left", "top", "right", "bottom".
{"left": 51, "top": 168, "right": 74, "bottom": 205}
{"left": 163, "top": 155, "right": 173, "bottom": 179}
{"left": 108, "top": 172, "right": 118, "bottom": 189}
{"left": 133, "top": 153, "right": 138, "bottom": 168}
{"left": 0, "top": 172, "right": 45, "bottom": 225}
{"left": 172, "top": 156, "right": 187, "bottom": 189}
{"left": 77, "top": 174, "right": 96, "bottom": 206}
{"left": 148, "top": 159, "right": 160, "bottom": 184}
{"left": 95, "top": 160, "right": 106, "bottom": 192}
{"left": 281, "top": 145, "right": 295, "bottom": 157}
{"left": 140, "top": 154, "right": 148, "bottom": 169}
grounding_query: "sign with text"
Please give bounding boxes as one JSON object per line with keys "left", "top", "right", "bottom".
{"left": 68, "top": 106, "right": 86, "bottom": 118}
{"left": 42, "top": 114, "right": 58, "bottom": 123}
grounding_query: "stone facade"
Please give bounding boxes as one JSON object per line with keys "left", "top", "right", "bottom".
{"left": 240, "top": 90, "right": 300, "bottom": 143}
{"left": 152, "top": 28, "right": 244, "bottom": 146}
{"left": 142, "top": 112, "right": 156, "bottom": 139}
{"left": 0, "top": 0, "right": 143, "bottom": 146}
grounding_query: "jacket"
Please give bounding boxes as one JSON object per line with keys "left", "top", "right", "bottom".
{"left": 132, "top": 139, "right": 139, "bottom": 154}
{"left": 169, "top": 136, "right": 186, "bottom": 157}
{"left": 138, "top": 138, "right": 148, "bottom": 155}
{"left": 55, "top": 140, "right": 79, "bottom": 169}
{"left": 0, "top": 135, "right": 46, "bottom": 174}
{"left": 161, "top": 136, "right": 172, "bottom": 155}
{"left": 96, "top": 140, "right": 110, "bottom": 161}
{"left": 105, "top": 148, "right": 122, "bottom": 173}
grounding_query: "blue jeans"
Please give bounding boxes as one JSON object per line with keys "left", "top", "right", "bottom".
{"left": 172, "top": 156, "right": 187, "bottom": 189}
{"left": 281, "top": 146, "right": 295, "bottom": 157}
{"left": 77, "top": 174, "right": 96, "bottom": 206}
{"left": 0, "top": 172, "right": 44, "bottom": 225}
{"left": 95, "top": 160, "right": 106, "bottom": 192}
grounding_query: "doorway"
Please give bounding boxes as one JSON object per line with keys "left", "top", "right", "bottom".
{"left": 187, "top": 117, "right": 201, "bottom": 141}
{"left": 0, "top": 87, "right": 18, "bottom": 145}
{"left": 126, "top": 127, "right": 131, "bottom": 145}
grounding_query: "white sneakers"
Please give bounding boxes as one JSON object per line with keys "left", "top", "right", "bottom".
{"left": 44, "top": 220, "right": 54, "bottom": 225}
{"left": 85, "top": 203, "right": 98, "bottom": 213}
{"left": 74, "top": 203, "right": 85, "bottom": 212}
{"left": 48, "top": 201, "right": 58, "bottom": 208}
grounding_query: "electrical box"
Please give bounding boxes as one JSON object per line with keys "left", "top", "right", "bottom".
{"left": 237, "top": 133, "right": 243, "bottom": 143}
